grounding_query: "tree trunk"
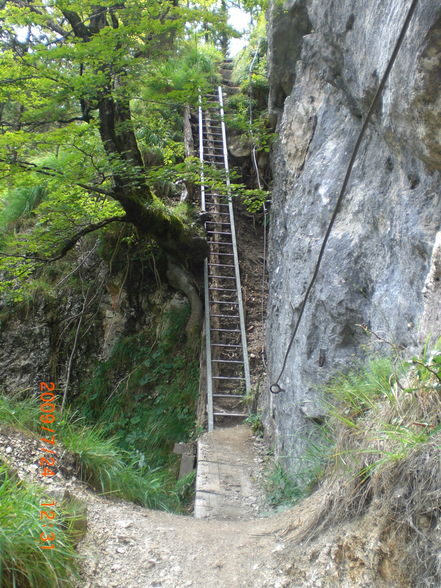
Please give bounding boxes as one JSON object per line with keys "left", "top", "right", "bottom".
{"left": 97, "top": 95, "right": 207, "bottom": 263}
{"left": 166, "top": 256, "right": 203, "bottom": 343}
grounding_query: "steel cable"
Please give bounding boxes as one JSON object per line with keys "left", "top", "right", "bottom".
{"left": 270, "top": 0, "right": 420, "bottom": 394}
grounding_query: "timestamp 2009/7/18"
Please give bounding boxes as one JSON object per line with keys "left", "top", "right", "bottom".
{"left": 38, "top": 381, "right": 58, "bottom": 550}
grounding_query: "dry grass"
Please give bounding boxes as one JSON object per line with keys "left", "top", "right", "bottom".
{"left": 286, "top": 356, "right": 441, "bottom": 587}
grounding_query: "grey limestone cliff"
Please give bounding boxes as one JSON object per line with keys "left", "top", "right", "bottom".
{"left": 266, "top": 0, "right": 441, "bottom": 473}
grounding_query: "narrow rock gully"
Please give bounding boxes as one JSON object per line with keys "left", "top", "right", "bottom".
{"left": 75, "top": 82, "right": 284, "bottom": 586}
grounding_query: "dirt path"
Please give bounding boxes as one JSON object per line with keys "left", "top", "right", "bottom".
{"left": 2, "top": 425, "right": 408, "bottom": 587}
{"left": 76, "top": 425, "right": 292, "bottom": 588}
{"left": 77, "top": 499, "right": 291, "bottom": 588}
{"left": 0, "top": 425, "right": 295, "bottom": 588}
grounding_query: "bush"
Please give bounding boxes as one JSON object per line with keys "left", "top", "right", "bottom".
{"left": 325, "top": 356, "right": 398, "bottom": 418}
{"left": 60, "top": 422, "right": 184, "bottom": 511}
{"left": 264, "top": 462, "right": 303, "bottom": 508}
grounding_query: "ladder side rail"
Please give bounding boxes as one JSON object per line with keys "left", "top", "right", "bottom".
{"left": 204, "top": 258, "right": 214, "bottom": 432}
{"left": 217, "top": 86, "right": 251, "bottom": 395}
{"left": 199, "top": 93, "right": 214, "bottom": 431}
{"left": 198, "top": 96, "right": 206, "bottom": 212}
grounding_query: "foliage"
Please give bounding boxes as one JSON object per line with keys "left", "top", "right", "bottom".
{"left": 81, "top": 306, "right": 198, "bottom": 450}
{"left": 225, "top": 92, "right": 273, "bottom": 152}
{"left": 142, "top": 43, "right": 223, "bottom": 106}
{"left": 232, "top": 12, "right": 268, "bottom": 91}
{"left": 325, "top": 357, "right": 399, "bottom": 420}
{"left": 264, "top": 426, "right": 330, "bottom": 510}
{"left": 0, "top": 185, "right": 46, "bottom": 235}
{"left": 406, "top": 336, "right": 441, "bottom": 385}
{"left": 226, "top": 11, "right": 273, "bottom": 212}
{"left": 0, "top": 466, "right": 79, "bottom": 587}
{"left": 244, "top": 412, "right": 264, "bottom": 436}
{"left": 325, "top": 348, "right": 441, "bottom": 501}
{"left": 0, "top": 387, "right": 195, "bottom": 512}
{"left": 266, "top": 351, "right": 440, "bottom": 513}
{"left": 264, "top": 462, "right": 304, "bottom": 508}
{"left": 75, "top": 304, "right": 199, "bottom": 509}
{"left": 236, "top": 187, "right": 270, "bottom": 213}
{"left": 0, "top": 0, "right": 237, "bottom": 294}
{"left": 229, "top": 11, "right": 270, "bottom": 138}
{"left": 0, "top": 393, "right": 41, "bottom": 431}
{"left": 60, "top": 422, "right": 185, "bottom": 510}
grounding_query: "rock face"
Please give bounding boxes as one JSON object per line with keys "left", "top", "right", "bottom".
{"left": 0, "top": 241, "right": 177, "bottom": 399}
{"left": 266, "top": 1, "right": 441, "bottom": 473}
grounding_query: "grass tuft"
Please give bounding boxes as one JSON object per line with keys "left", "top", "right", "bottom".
{"left": 0, "top": 393, "right": 40, "bottom": 431}
{"left": 0, "top": 465, "right": 79, "bottom": 587}
{"left": 285, "top": 347, "right": 441, "bottom": 586}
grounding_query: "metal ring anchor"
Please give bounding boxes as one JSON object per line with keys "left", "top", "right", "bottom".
{"left": 270, "top": 383, "right": 283, "bottom": 394}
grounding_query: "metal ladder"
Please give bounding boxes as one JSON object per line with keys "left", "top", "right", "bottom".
{"left": 197, "top": 86, "right": 251, "bottom": 431}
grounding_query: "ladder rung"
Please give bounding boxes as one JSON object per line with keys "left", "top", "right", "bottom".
{"left": 205, "top": 221, "right": 231, "bottom": 225}
{"left": 213, "top": 394, "right": 246, "bottom": 398}
{"left": 207, "top": 243, "right": 233, "bottom": 247}
{"left": 206, "top": 231, "right": 232, "bottom": 235}
{"left": 209, "top": 275, "right": 236, "bottom": 280}
{"left": 209, "top": 287, "right": 237, "bottom": 291}
{"left": 208, "top": 263, "right": 235, "bottom": 267}
{"left": 212, "top": 359, "right": 244, "bottom": 364}
{"left": 207, "top": 241, "right": 233, "bottom": 246}
{"left": 211, "top": 343, "right": 242, "bottom": 348}
{"left": 213, "top": 376, "right": 245, "bottom": 380}
{"left": 211, "top": 328, "right": 240, "bottom": 332}
{"left": 210, "top": 314, "right": 240, "bottom": 318}
{"left": 213, "top": 412, "right": 247, "bottom": 417}
{"left": 210, "top": 300, "right": 239, "bottom": 305}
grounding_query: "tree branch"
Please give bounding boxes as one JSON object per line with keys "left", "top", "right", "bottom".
{"left": 7, "top": 0, "right": 68, "bottom": 37}
{"left": 0, "top": 116, "right": 90, "bottom": 128}
{"left": 0, "top": 215, "right": 129, "bottom": 263}
{"left": 61, "top": 9, "right": 91, "bottom": 40}
{"left": 0, "top": 157, "right": 111, "bottom": 197}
